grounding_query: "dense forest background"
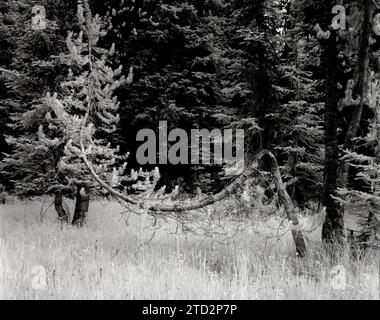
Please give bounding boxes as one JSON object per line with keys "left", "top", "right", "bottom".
{"left": 0, "top": 0, "right": 379, "bottom": 250}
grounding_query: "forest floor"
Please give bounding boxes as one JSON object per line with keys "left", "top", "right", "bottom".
{"left": 0, "top": 199, "right": 378, "bottom": 300}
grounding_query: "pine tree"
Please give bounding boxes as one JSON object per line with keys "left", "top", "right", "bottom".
{"left": 288, "top": 0, "right": 379, "bottom": 247}
{"left": 111, "top": 0, "right": 231, "bottom": 192}
{"left": 0, "top": 0, "right": 76, "bottom": 187}
{"left": 226, "top": 0, "right": 284, "bottom": 154}
{"left": 1, "top": 1, "right": 135, "bottom": 225}
{"left": 271, "top": 0, "right": 325, "bottom": 207}
{"left": 338, "top": 61, "right": 380, "bottom": 253}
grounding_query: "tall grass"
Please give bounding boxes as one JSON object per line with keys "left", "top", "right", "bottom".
{"left": 0, "top": 199, "right": 378, "bottom": 300}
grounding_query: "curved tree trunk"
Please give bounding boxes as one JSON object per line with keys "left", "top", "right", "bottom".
{"left": 258, "top": 151, "right": 307, "bottom": 257}
{"left": 54, "top": 191, "right": 69, "bottom": 223}
{"left": 72, "top": 185, "right": 90, "bottom": 227}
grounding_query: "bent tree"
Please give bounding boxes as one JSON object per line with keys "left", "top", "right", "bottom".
{"left": 72, "top": 0, "right": 308, "bottom": 256}
{"left": 78, "top": 0, "right": 377, "bottom": 255}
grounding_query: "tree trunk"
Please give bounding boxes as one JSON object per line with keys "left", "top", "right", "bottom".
{"left": 338, "top": 0, "right": 372, "bottom": 188}
{"left": 258, "top": 151, "right": 307, "bottom": 257}
{"left": 72, "top": 186, "right": 90, "bottom": 227}
{"left": 358, "top": 210, "right": 377, "bottom": 251}
{"left": 52, "top": 142, "right": 70, "bottom": 223}
{"left": 54, "top": 191, "right": 69, "bottom": 223}
{"left": 322, "top": 31, "right": 345, "bottom": 245}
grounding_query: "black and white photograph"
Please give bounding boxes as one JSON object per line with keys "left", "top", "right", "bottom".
{"left": 0, "top": 0, "right": 379, "bottom": 302}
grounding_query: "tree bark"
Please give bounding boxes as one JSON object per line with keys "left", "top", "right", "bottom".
{"left": 258, "top": 151, "right": 307, "bottom": 257}
{"left": 358, "top": 210, "right": 377, "bottom": 252}
{"left": 52, "top": 141, "right": 69, "bottom": 222}
{"left": 338, "top": 0, "right": 372, "bottom": 188}
{"left": 322, "top": 31, "right": 345, "bottom": 245}
{"left": 54, "top": 191, "right": 69, "bottom": 223}
{"left": 72, "top": 186, "right": 90, "bottom": 227}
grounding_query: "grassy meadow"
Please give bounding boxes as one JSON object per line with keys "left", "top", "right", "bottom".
{"left": 0, "top": 198, "right": 378, "bottom": 300}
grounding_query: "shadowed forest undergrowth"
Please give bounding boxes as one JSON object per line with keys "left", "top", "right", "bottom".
{"left": 0, "top": 200, "right": 378, "bottom": 300}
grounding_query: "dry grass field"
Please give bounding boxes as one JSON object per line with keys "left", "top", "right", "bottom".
{"left": 0, "top": 199, "right": 378, "bottom": 300}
